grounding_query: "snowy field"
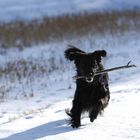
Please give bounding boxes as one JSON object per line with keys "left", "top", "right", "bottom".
{"left": 0, "top": 0, "right": 140, "bottom": 139}
{"left": 0, "top": 0, "right": 140, "bottom": 22}
{"left": 0, "top": 32, "right": 140, "bottom": 139}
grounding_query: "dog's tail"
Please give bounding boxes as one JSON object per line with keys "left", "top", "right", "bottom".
{"left": 65, "top": 109, "right": 72, "bottom": 117}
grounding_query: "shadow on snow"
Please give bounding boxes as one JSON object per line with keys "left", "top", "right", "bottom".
{"left": 1, "top": 119, "right": 76, "bottom": 140}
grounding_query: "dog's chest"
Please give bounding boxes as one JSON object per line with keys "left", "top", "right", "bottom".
{"left": 79, "top": 85, "right": 99, "bottom": 102}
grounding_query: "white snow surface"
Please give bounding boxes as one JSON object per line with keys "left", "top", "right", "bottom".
{"left": 0, "top": 32, "right": 140, "bottom": 139}
{"left": 0, "top": 0, "right": 140, "bottom": 22}
{"left": 0, "top": 81, "right": 140, "bottom": 140}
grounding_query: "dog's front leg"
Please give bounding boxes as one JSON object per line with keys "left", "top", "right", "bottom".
{"left": 70, "top": 100, "right": 82, "bottom": 128}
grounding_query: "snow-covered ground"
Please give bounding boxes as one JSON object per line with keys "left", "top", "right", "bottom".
{"left": 0, "top": 84, "right": 140, "bottom": 140}
{"left": 0, "top": 0, "right": 140, "bottom": 139}
{"left": 0, "top": 31, "right": 140, "bottom": 139}
{"left": 0, "top": 72, "right": 140, "bottom": 140}
{"left": 0, "top": 0, "right": 140, "bottom": 22}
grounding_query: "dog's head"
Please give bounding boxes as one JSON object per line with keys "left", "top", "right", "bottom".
{"left": 65, "top": 47, "right": 106, "bottom": 83}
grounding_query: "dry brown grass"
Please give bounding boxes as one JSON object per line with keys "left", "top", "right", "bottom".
{"left": 0, "top": 10, "right": 139, "bottom": 48}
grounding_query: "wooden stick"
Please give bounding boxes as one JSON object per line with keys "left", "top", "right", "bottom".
{"left": 95, "top": 61, "right": 136, "bottom": 76}
{"left": 73, "top": 61, "right": 136, "bottom": 80}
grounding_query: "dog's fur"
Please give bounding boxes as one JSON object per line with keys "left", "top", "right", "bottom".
{"left": 65, "top": 47, "right": 110, "bottom": 128}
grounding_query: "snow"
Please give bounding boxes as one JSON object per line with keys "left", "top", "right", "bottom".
{"left": 0, "top": 0, "right": 140, "bottom": 136}
{"left": 0, "top": 31, "right": 140, "bottom": 139}
{"left": 0, "top": 85, "right": 140, "bottom": 140}
{"left": 0, "top": 0, "right": 140, "bottom": 22}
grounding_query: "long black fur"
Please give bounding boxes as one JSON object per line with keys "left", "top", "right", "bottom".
{"left": 65, "top": 47, "right": 110, "bottom": 128}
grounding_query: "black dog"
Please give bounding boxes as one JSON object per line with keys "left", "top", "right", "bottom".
{"left": 65, "top": 47, "right": 110, "bottom": 128}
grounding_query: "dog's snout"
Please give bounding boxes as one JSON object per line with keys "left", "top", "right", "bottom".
{"left": 89, "top": 71, "right": 95, "bottom": 77}
{"left": 89, "top": 72, "right": 93, "bottom": 76}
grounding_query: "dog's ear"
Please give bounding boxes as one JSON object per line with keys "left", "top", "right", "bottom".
{"left": 92, "top": 50, "right": 107, "bottom": 63}
{"left": 64, "top": 47, "right": 85, "bottom": 61}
